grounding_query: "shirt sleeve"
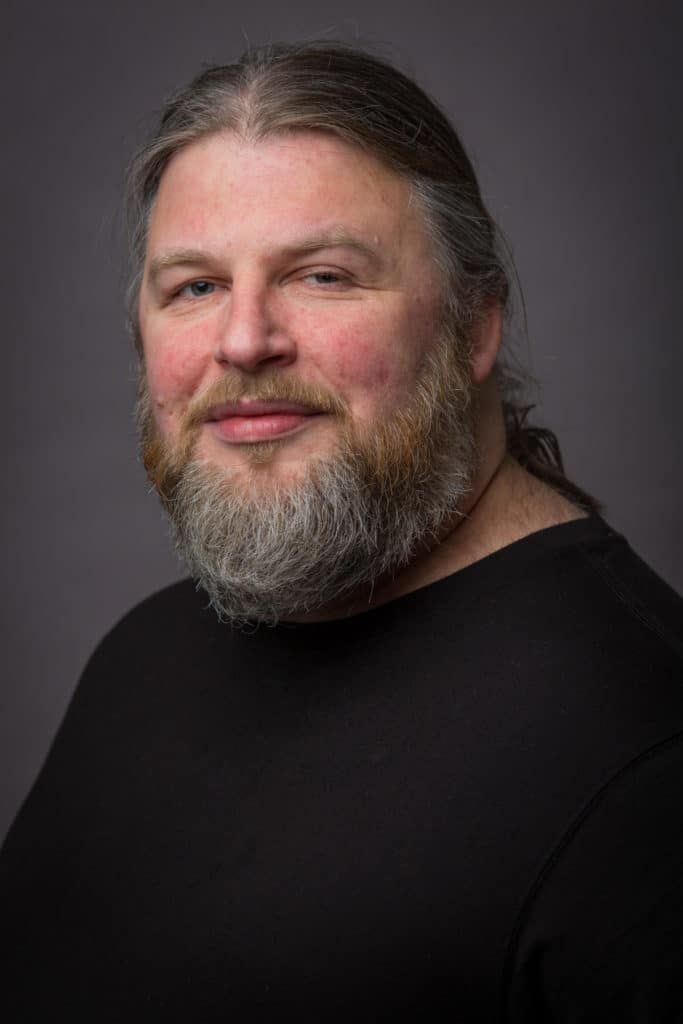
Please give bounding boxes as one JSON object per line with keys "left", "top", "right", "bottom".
{"left": 503, "top": 734, "right": 683, "bottom": 1022}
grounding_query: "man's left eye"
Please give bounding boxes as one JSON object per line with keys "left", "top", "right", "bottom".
{"left": 303, "top": 271, "right": 348, "bottom": 287}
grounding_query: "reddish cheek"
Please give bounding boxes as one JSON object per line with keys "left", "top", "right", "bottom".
{"left": 315, "top": 321, "right": 394, "bottom": 390}
{"left": 145, "top": 338, "right": 208, "bottom": 424}
{"left": 331, "top": 337, "right": 418, "bottom": 419}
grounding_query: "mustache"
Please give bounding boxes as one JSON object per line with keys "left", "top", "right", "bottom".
{"left": 183, "top": 374, "right": 349, "bottom": 432}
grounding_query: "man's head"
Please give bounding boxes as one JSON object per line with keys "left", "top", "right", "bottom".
{"left": 128, "top": 43, "right": 510, "bottom": 624}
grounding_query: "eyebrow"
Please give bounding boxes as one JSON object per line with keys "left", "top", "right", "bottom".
{"left": 146, "top": 231, "right": 384, "bottom": 287}
{"left": 146, "top": 248, "right": 218, "bottom": 287}
{"left": 280, "top": 230, "right": 383, "bottom": 265}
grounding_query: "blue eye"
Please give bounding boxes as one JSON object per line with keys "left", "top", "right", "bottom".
{"left": 187, "top": 280, "right": 215, "bottom": 297}
{"left": 310, "top": 272, "right": 340, "bottom": 284}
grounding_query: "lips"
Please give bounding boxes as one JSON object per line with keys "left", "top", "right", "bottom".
{"left": 206, "top": 401, "right": 323, "bottom": 443}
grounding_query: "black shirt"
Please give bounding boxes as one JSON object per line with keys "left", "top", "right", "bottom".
{"left": 2, "top": 517, "right": 683, "bottom": 1020}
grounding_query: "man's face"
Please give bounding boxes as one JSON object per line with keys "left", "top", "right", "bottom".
{"left": 136, "top": 129, "right": 476, "bottom": 623}
{"left": 138, "top": 130, "right": 446, "bottom": 486}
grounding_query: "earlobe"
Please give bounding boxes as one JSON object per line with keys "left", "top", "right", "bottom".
{"left": 470, "top": 305, "right": 504, "bottom": 384}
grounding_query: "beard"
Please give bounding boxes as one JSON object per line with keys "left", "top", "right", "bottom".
{"left": 137, "top": 330, "right": 477, "bottom": 625}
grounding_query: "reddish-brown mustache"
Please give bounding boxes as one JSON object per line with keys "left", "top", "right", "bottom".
{"left": 184, "top": 381, "right": 348, "bottom": 432}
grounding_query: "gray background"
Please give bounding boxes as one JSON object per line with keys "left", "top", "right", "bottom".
{"left": 2, "top": 0, "right": 681, "bottom": 842}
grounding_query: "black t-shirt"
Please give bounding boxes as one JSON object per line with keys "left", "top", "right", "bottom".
{"left": 2, "top": 517, "right": 683, "bottom": 1021}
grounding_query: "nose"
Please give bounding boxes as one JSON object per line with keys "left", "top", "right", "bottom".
{"left": 214, "top": 279, "right": 297, "bottom": 373}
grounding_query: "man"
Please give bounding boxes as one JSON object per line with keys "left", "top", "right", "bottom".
{"left": 2, "top": 42, "right": 682, "bottom": 1021}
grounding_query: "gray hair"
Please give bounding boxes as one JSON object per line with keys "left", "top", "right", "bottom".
{"left": 125, "top": 40, "right": 599, "bottom": 512}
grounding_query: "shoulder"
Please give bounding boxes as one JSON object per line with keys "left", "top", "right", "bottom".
{"left": 560, "top": 515, "right": 683, "bottom": 670}
{"left": 62, "top": 578, "right": 229, "bottom": 728}
{"left": 100, "top": 577, "right": 214, "bottom": 641}
{"left": 84, "top": 578, "right": 218, "bottom": 668}
{"left": 488, "top": 512, "right": 683, "bottom": 671}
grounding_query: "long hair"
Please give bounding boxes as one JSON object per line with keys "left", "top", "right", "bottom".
{"left": 126, "top": 41, "right": 600, "bottom": 513}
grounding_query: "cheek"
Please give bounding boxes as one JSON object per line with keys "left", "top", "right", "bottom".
{"left": 143, "top": 330, "right": 208, "bottom": 428}
{"left": 327, "top": 330, "right": 394, "bottom": 389}
{"left": 312, "top": 305, "right": 431, "bottom": 413}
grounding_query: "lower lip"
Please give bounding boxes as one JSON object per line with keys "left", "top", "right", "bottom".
{"left": 210, "top": 413, "right": 320, "bottom": 443}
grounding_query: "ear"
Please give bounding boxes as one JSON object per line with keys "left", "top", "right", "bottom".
{"left": 470, "top": 305, "right": 504, "bottom": 384}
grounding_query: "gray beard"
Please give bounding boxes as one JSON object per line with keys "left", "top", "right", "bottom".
{"left": 139, "top": 340, "right": 477, "bottom": 625}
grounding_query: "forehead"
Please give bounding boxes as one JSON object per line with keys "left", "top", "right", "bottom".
{"left": 145, "top": 130, "right": 434, "bottom": 266}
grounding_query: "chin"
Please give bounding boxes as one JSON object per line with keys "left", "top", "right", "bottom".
{"left": 238, "top": 440, "right": 297, "bottom": 470}
{"left": 202, "top": 422, "right": 341, "bottom": 474}
{"left": 200, "top": 440, "right": 316, "bottom": 484}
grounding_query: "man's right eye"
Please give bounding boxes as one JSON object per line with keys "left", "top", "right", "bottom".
{"left": 177, "top": 280, "right": 216, "bottom": 299}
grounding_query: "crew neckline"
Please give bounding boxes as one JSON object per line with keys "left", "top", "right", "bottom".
{"left": 248, "top": 515, "right": 619, "bottom": 636}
